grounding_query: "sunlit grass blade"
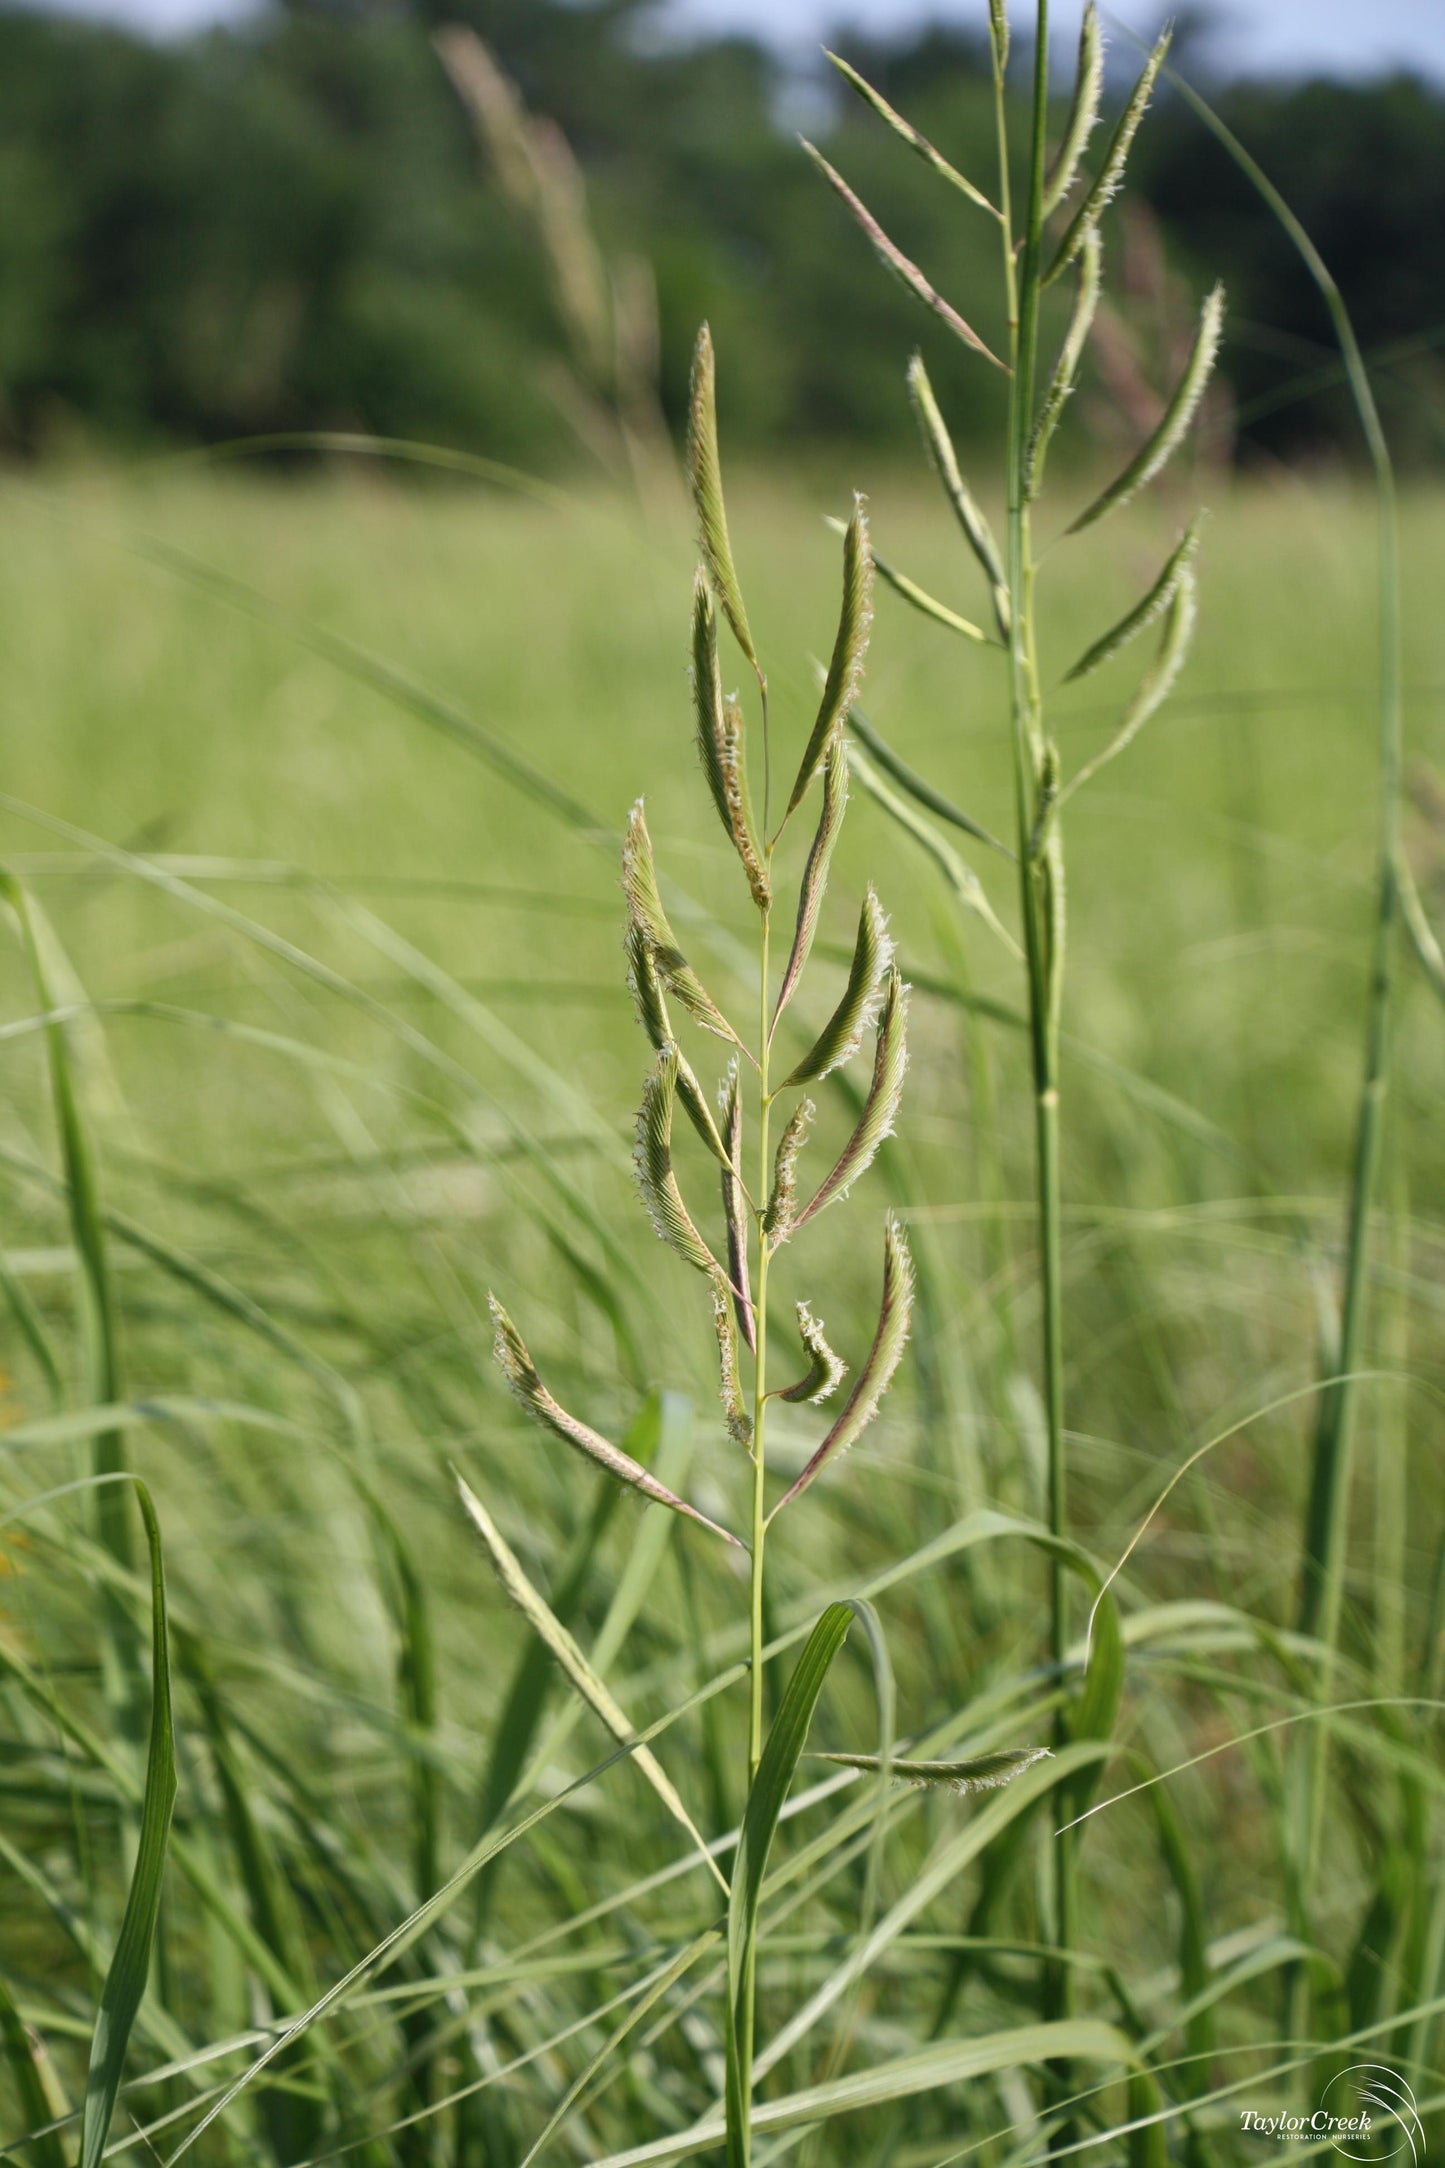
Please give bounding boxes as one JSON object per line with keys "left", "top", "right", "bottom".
{"left": 726, "top": 1600, "right": 855, "bottom": 2168}
{"left": 793, "top": 975, "right": 909, "bottom": 1228}
{"left": 907, "top": 353, "right": 1009, "bottom": 632}
{"left": 77, "top": 1479, "right": 177, "bottom": 2168}
{"left": 825, "top": 51, "right": 998, "bottom": 216}
{"left": 802, "top": 144, "right": 1007, "bottom": 371}
{"left": 774, "top": 736, "right": 848, "bottom": 1028}
{"left": 782, "top": 886, "right": 893, "bottom": 1088}
{"left": 1067, "top": 284, "right": 1224, "bottom": 531}
{"left": 785, "top": 498, "right": 872, "bottom": 818}
{"left": 769, "top": 1216, "right": 913, "bottom": 1513}
{"left": 689, "top": 322, "right": 762, "bottom": 679}
{"left": 489, "top": 1293, "right": 743, "bottom": 1546}
{"left": 776, "top": 1303, "right": 846, "bottom": 1404}
{"left": 1062, "top": 519, "right": 1203, "bottom": 684}
{"left": 1045, "top": 29, "right": 1171, "bottom": 285}
{"left": 1042, "top": 2, "right": 1103, "bottom": 216}
{"left": 455, "top": 1471, "right": 732, "bottom": 1891}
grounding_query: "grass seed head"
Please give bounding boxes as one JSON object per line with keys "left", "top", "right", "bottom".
{"left": 783, "top": 884, "right": 893, "bottom": 1087}
{"left": 795, "top": 965, "right": 908, "bottom": 1225}
{"left": 688, "top": 322, "right": 761, "bottom": 678}
{"left": 778, "top": 1302, "right": 847, "bottom": 1405}
{"left": 787, "top": 497, "right": 873, "bottom": 817}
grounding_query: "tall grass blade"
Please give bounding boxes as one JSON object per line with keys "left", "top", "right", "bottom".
{"left": 76, "top": 1479, "right": 177, "bottom": 2168}
{"left": 455, "top": 1472, "right": 731, "bottom": 1891}
{"left": 725, "top": 1600, "right": 855, "bottom": 2168}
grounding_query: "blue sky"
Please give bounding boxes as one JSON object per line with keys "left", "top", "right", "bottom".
{"left": 33, "top": 0, "right": 1445, "bottom": 82}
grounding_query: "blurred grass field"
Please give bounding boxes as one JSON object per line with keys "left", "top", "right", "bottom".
{"left": 2, "top": 458, "right": 1444, "bottom": 2161}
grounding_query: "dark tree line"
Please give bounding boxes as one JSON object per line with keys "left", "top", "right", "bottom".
{"left": 0, "top": 0, "right": 1440, "bottom": 465}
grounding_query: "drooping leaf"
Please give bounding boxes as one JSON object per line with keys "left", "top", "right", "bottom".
{"left": 786, "top": 498, "right": 873, "bottom": 817}
{"left": 771, "top": 1216, "right": 915, "bottom": 1515}
{"left": 489, "top": 1294, "right": 743, "bottom": 1546}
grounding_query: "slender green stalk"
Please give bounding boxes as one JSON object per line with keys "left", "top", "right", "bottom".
{"left": 995, "top": 0, "right": 1076, "bottom": 2016}
{"left": 750, "top": 900, "right": 773, "bottom": 1784}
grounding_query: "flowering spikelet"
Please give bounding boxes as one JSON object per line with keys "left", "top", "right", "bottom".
{"left": 795, "top": 967, "right": 908, "bottom": 1227}
{"left": 692, "top": 574, "right": 770, "bottom": 910}
{"left": 1063, "top": 518, "right": 1203, "bottom": 683}
{"left": 774, "top": 735, "right": 847, "bottom": 1028}
{"left": 771, "top": 1214, "right": 915, "bottom": 1515}
{"left": 1026, "top": 228, "right": 1101, "bottom": 500}
{"left": 634, "top": 1043, "right": 726, "bottom": 1282}
{"left": 783, "top": 885, "right": 893, "bottom": 1087}
{"left": 623, "top": 798, "right": 741, "bottom": 1049}
{"left": 787, "top": 496, "right": 873, "bottom": 815}
{"left": 710, "top": 1269, "right": 752, "bottom": 1448}
{"left": 1064, "top": 566, "right": 1199, "bottom": 803}
{"left": 625, "top": 920, "right": 730, "bottom": 1167}
{"left": 907, "top": 355, "right": 1009, "bottom": 635}
{"left": 778, "top": 1302, "right": 847, "bottom": 1405}
{"left": 764, "top": 1098, "right": 813, "bottom": 1243}
{"left": 1042, "top": 2, "right": 1103, "bottom": 217}
{"left": 1067, "top": 285, "right": 1225, "bottom": 532}
{"left": 719, "top": 1059, "right": 755, "bottom": 1354}
{"left": 1046, "top": 27, "right": 1171, "bottom": 285}
{"left": 487, "top": 1293, "right": 742, "bottom": 1545}
{"left": 815, "top": 1746, "right": 1051, "bottom": 1793}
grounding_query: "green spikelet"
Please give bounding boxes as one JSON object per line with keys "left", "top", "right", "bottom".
{"left": 688, "top": 324, "right": 761, "bottom": 678}
{"left": 787, "top": 498, "right": 873, "bottom": 816}
{"left": 795, "top": 968, "right": 908, "bottom": 1225}
{"left": 770, "top": 1215, "right": 915, "bottom": 1515}
{"left": 623, "top": 798, "right": 743, "bottom": 1050}
{"left": 634, "top": 1043, "right": 726, "bottom": 1281}
{"left": 1026, "top": 229, "right": 1101, "bottom": 500}
{"left": 1067, "top": 285, "right": 1225, "bottom": 532}
{"left": 1063, "top": 519, "right": 1204, "bottom": 684}
{"left": 624, "top": 920, "right": 731, "bottom": 1166}
{"left": 719, "top": 1060, "right": 755, "bottom": 1355}
{"left": 1042, "top": 3, "right": 1104, "bottom": 217}
{"left": 1045, "top": 29, "right": 1171, "bottom": 286}
{"left": 763, "top": 1098, "right": 813, "bottom": 1243}
{"left": 825, "top": 51, "right": 997, "bottom": 216}
{"left": 692, "top": 573, "right": 770, "bottom": 909}
{"left": 774, "top": 735, "right": 848, "bottom": 1027}
{"left": 783, "top": 886, "right": 894, "bottom": 1088}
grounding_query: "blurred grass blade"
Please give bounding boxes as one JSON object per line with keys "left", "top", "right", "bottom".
{"left": 0, "top": 1975, "right": 68, "bottom": 2168}
{"left": 825, "top": 51, "right": 998, "bottom": 215}
{"left": 77, "top": 1479, "right": 177, "bottom": 2168}
{"left": 785, "top": 497, "right": 872, "bottom": 818}
{"left": 726, "top": 1601, "right": 854, "bottom": 2168}
{"left": 1067, "top": 285, "right": 1224, "bottom": 531}
{"left": 814, "top": 1747, "right": 1050, "bottom": 1791}
{"left": 847, "top": 703, "right": 1012, "bottom": 859}
{"left": 802, "top": 144, "right": 1007, "bottom": 372}
{"left": 455, "top": 1469, "right": 730, "bottom": 1892}
{"left": 770, "top": 1216, "right": 914, "bottom": 1513}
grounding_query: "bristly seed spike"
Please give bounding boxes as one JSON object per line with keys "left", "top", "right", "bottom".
{"left": 688, "top": 323, "right": 762, "bottom": 682}
{"left": 786, "top": 497, "right": 873, "bottom": 819}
